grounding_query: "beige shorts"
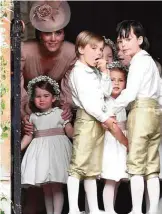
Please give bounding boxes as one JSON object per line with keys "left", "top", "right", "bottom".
{"left": 127, "top": 98, "right": 161, "bottom": 180}
{"left": 68, "top": 109, "right": 105, "bottom": 180}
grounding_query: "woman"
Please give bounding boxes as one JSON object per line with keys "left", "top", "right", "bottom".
{"left": 21, "top": 1, "right": 76, "bottom": 213}
{"left": 21, "top": 0, "right": 76, "bottom": 128}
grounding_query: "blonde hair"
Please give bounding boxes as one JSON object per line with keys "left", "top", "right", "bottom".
{"left": 75, "top": 30, "right": 104, "bottom": 57}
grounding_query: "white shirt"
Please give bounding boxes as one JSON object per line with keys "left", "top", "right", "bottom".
{"left": 69, "top": 60, "right": 112, "bottom": 122}
{"left": 110, "top": 50, "right": 162, "bottom": 115}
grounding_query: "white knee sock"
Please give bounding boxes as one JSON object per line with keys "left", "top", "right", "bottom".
{"left": 103, "top": 180, "right": 116, "bottom": 213}
{"left": 67, "top": 176, "right": 80, "bottom": 213}
{"left": 114, "top": 181, "right": 120, "bottom": 207}
{"left": 43, "top": 185, "right": 53, "bottom": 214}
{"left": 52, "top": 184, "right": 64, "bottom": 214}
{"left": 145, "top": 183, "right": 150, "bottom": 213}
{"left": 84, "top": 179, "right": 99, "bottom": 212}
{"left": 147, "top": 177, "right": 160, "bottom": 213}
{"left": 130, "top": 175, "right": 144, "bottom": 214}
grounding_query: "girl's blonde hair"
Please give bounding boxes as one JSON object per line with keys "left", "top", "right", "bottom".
{"left": 75, "top": 30, "right": 104, "bottom": 57}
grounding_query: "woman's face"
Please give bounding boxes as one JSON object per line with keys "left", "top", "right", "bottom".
{"left": 40, "top": 29, "right": 64, "bottom": 53}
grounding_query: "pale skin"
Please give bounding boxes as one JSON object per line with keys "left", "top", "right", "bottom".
{"left": 21, "top": 87, "right": 74, "bottom": 151}
{"left": 103, "top": 45, "right": 114, "bottom": 64}
{"left": 23, "top": 29, "right": 72, "bottom": 135}
{"left": 78, "top": 40, "right": 128, "bottom": 146}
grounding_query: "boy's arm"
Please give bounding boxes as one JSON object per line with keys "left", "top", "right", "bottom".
{"left": 64, "top": 123, "right": 74, "bottom": 139}
{"left": 110, "top": 57, "right": 147, "bottom": 115}
{"left": 21, "top": 134, "right": 33, "bottom": 151}
{"left": 96, "top": 59, "right": 112, "bottom": 97}
{"left": 70, "top": 68, "right": 112, "bottom": 123}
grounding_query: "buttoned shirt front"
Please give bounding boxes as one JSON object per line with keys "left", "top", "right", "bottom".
{"left": 69, "top": 60, "right": 112, "bottom": 122}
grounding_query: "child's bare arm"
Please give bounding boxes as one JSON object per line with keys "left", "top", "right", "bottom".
{"left": 21, "top": 134, "right": 33, "bottom": 151}
{"left": 64, "top": 123, "right": 74, "bottom": 139}
{"left": 109, "top": 123, "right": 129, "bottom": 151}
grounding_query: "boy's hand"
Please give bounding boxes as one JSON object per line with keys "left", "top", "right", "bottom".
{"left": 102, "top": 116, "right": 117, "bottom": 130}
{"left": 96, "top": 59, "right": 108, "bottom": 74}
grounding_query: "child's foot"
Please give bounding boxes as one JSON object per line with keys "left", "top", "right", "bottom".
{"left": 105, "top": 211, "right": 118, "bottom": 214}
{"left": 69, "top": 212, "right": 85, "bottom": 214}
{"left": 89, "top": 210, "right": 108, "bottom": 214}
{"left": 128, "top": 212, "right": 143, "bottom": 214}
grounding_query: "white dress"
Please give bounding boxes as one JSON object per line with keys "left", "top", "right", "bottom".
{"left": 101, "top": 97, "right": 128, "bottom": 181}
{"left": 21, "top": 107, "right": 72, "bottom": 186}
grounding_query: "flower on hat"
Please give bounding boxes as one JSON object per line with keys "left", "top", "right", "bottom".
{"left": 34, "top": 3, "right": 58, "bottom": 21}
{"left": 27, "top": 76, "right": 60, "bottom": 100}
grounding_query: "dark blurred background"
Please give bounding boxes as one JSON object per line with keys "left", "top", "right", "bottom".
{"left": 66, "top": 1, "right": 162, "bottom": 65}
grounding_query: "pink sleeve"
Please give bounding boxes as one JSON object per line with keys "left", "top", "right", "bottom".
{"left": 21, "top": 43, "right": 31, "bottom": 118}
{"left": 60, "top": 56, "right": 76, "bottom": 106}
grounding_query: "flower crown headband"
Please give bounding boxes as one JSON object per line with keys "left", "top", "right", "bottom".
{"left": 103, "top": 36, "right": 118, "bottom": 60}
{"left": 108, "top": 61, "right": 129, "bottom": 73}
{"left": 27, "top": 76, "right": 60, "bottom": 99}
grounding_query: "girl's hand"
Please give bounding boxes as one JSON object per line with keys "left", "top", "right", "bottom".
{"left": 22, "top": 115, "right": 34, "bottom": 136}
{"left": 96, "top": 58, "right": 108, "bottom": 74}
{"left": 61, "top": 103, "right": 73, "bottom": 121}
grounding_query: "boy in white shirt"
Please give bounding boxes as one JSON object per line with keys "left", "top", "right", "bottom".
{"left": 108, "top": 20, "right": 162, "bottom": 214}
{"left": 67, "top": 30, "right": 128, "bottom": 214}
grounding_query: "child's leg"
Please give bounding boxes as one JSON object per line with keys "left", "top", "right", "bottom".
{"left": 146, "top": 177, "right": 160, "bottom": 214}
{"left": 130, "top": 175, "right": 144, "bottom": 214}
{"left": 51, "top": 183, "right": 64, "bottom": 214}
{"left": 114, "top": 181, "right": 120, "bottom": 207}
{"left": 43, "top": 184, "right": 53, "bottom": 214}
{"left": 103, "top": 179, "right": 117, "bottom": 213}
{"left": 144, "top": 182, "right": 150, "bottom": 213}
{"left": 84, "top": 178, "right": 100, "bottom": 213}
{"left": 67, "top": 176, "right": 80, "bottom": 213}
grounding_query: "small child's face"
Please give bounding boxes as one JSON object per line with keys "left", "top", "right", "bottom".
{"left": 34, "top": 87, "right": 55, "bottom": 112}
{"left": 103, "top": 45, "right": 113, "bottom": 64}
{"left": 79, "top": 40, "right": 104, "bottom": 67}
{"left": 110, "top": 69, "right": 126, "bottom": 98}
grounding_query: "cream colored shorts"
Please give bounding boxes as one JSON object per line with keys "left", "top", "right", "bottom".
{"left": 68, "top": 109, "right": 105, "bottom": 180}
{"left": 127, "top": 98, "right": 161, "bottom": 180}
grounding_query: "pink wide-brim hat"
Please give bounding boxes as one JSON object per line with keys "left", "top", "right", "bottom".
{"left": 30, "top": 0, "right": 71, "bottom": 32}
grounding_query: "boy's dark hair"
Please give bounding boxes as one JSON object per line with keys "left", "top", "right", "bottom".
{"left": 29, "top": 81, "right": 60, "bottom": 112}
{"left": 116, "top": 20, "right": 150, "bottom": 51}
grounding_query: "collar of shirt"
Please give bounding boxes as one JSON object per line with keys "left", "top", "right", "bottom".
{"left": 130, "top": 49, "right": 149, "bottom": 65}
{"left": 75, "top": 60, "right": 96, "bottom": 73}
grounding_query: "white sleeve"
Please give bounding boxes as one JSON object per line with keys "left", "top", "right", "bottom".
{"left": 111, "top": 56, "right": 147, "bottom": 115}
{"left": 101, "top": 73, "right": 112, "bottom": 98}
{"left": 72, "top": 69, "right": 110, "bottom": 122}
{"left": 158, "top": 78, "right": 162, "bottom": 107}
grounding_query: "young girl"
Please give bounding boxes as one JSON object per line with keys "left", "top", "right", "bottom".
{"left": 67, "top": 30, "right": 128, "bottom": 214}
{"left": 101, "top": 61, "right": 128, "bottom": 214}
{"left": 108, "top": 20, "right": 162, "bottom": 214}
{"left": 103, "top": 36, "right": 118, "bottom": 64}
{"left": 21, "top": 76, "right": 73, "bottom": 214}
